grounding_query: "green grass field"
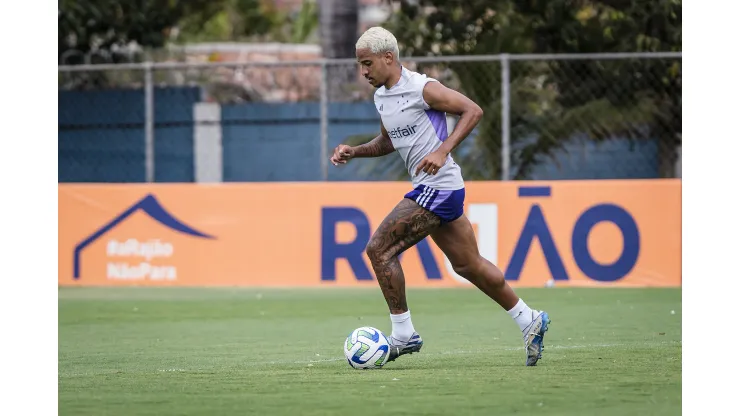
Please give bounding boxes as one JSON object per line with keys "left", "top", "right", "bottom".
{"left": 59, "top": 287, "right": 681, "bottom": 415}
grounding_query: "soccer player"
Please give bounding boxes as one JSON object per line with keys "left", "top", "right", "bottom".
{"left": 330, "top": 27, "right": 551, "bottom": 366}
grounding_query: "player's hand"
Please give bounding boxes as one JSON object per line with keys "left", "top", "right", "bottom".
{"left": 330, "top": 144, "right": 355, "bottom": 166}
{"left": 415, "top": 150, "right": 447, "bottom": 176}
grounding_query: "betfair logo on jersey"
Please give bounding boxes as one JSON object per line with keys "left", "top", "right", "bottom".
{"left": 388, "top": 124, "right": 418, "bottom": 139}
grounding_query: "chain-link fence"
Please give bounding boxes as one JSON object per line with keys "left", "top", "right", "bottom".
{"left": 507, "top": 54, "right": 682, "bottom": 180}
{"left": 59, "top": 66, "right": 150, "bottom": 182}
{"left": 58, "top": 52, "right": 681, "bottom": 183}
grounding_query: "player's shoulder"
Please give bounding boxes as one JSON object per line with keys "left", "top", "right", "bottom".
{"left": 404, "top": 67, "right": 439, "bottom": 89}
{"left": 374, "top": 68, "right": 439, "bottom": 101}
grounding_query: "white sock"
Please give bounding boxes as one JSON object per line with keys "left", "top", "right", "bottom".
{"left": 390, "top": 311, "right": 416, "bottom": 342}
{"left": 507, "top": 299, "right": 536, "bottom": 332}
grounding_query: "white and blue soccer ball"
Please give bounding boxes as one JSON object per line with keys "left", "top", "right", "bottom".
{"left": 343, "top": 326, "right": 390, "bottom": 369}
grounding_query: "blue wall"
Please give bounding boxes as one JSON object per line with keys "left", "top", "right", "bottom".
{"left": 522, "top": 139, "right": 659, "bottom": 180}
{"left": 221, "top": 102, "right": 382, "bottom": 182}
{"left": 59, "top": 87, "right": 200, "bottom": 182}
{"left": 58, "top": 89, "right": 662, "bottom": 183}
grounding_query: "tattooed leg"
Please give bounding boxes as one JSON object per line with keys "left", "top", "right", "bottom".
{"left": 365, "top": 198, "right": 441, "bottom": 314}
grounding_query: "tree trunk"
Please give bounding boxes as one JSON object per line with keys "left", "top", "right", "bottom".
{"left": 319, "top": 0, "right": 358, "bottom": 101}
{"left": 656, "top": 107, "right": 681, "bottom": 178}
{"left": 658, "top": 135, "right": 679, "bottom": 178}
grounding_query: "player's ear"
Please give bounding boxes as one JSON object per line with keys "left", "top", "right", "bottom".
{"left": 384, "top": 51, "right": 394, "bottom": 65}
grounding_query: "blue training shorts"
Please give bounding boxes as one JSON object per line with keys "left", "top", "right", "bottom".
{"left": 404, "top": 184, "right": 465, "bottom": 223}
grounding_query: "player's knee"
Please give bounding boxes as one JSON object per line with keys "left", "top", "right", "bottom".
{"left": 365, "top": 240, "right": 380, "bottom": 263}
{"left": 365, "top": 237, "right": 389, "bottom": 265}
{"left": 452, "top": 262, "right": 478, "bottom": 280}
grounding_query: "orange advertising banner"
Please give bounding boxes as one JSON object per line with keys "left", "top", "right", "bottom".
{"left": 58, "top": 180, "right": 681, "bottom": 288}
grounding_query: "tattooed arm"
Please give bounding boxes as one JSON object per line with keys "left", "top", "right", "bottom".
{"left": 352, "top": 134, "right": 394, "bottom": 158}
{"left": 330, "top": 122, "right": 395, "bottom": 165}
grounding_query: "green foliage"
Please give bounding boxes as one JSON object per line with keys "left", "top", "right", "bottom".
{"left": 175, "top": 0, "right": 316, "bottom": 44}
{"left": 511, "top": 0, "right": 682, "bottom": 178}
{"left": 59, "top": 0, "right": 319, "bottom": 64}
{"left": 175, "top": 0, "right": 274, "bottom": 43}
{"left": 380, "top": 0, "right": 681, "bottom": 179}
{"left": 282, "top": 0, "right": 320, "bottom": 43}
{"left": 58, "top": 0, "right": 229, "bottom": 63}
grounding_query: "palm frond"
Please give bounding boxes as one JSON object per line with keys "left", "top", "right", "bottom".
{"left": 514, "top": 96, "right": 660, "bottom": 179}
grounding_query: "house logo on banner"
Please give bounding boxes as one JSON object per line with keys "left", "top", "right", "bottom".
{"left": 72, "top": 194, "right": 215, "bottom": 282}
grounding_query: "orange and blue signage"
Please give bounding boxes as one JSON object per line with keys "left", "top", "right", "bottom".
{"left": 58, "top": 180, "right": 681, "bottom": 287}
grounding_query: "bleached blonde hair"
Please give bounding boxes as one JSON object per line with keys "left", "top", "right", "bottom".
{"left": 355, "top": 27, "right": 400, "bottom": 59}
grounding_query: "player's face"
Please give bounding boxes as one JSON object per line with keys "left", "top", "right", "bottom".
{"left": 356, "top": 48, "right": 393, "bottom": 88}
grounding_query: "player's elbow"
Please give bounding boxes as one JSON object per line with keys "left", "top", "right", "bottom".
{"left": 469, "top": 104, "right": 483, "bottom": 123}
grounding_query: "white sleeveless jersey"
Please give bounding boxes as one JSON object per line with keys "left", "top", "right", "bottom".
{"left": 374, "top": 67, "right": 465, "bottom": 190}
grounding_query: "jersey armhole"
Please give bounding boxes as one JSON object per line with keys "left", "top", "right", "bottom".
{"left": 421, "top": 78, "right": 438, "bottom": 110}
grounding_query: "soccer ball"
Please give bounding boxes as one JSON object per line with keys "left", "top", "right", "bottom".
{"left": 343, "top": 326, "right": 390, "bottom": 369}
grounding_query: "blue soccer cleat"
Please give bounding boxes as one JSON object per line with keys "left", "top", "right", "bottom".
{"left": 386, "top": 332, "right": 423, "bottom": 362}
{"left": 523, "top": 311, "right": 550, "bottom": 366}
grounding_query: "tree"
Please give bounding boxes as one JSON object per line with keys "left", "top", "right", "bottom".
{"left": 280, "top": 0, "right": 320, "bottom": 44}
{"left": 58, "top": 0, "right": 319, "bottom": 92}
{"left": 514, "top": 0, "right": 682, "bottom": 178}
{"left": 176, "top": 0, "right": 318, "bottom": 44}
{"left": 175, "top": 0, "right": 277, "bottom": 44}
{"left": 318, "top": 0, "right": 359, "bottom": 100}
{"left": 379, "top": 0, "right": 681, "bottom": 179}
{"left": 58, "top": 0, "right": 299, "bottom": 64}
{"left": 58, "top": 0, "right": 228, "bottom": 64}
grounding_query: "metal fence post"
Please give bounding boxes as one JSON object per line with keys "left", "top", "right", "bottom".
{"left": 57, "top": 52, "right": 680, "bottom": 183}
{"left": 144, "top": 61, "right": 155, "bottom": 183}
{"left": 320, "top": 60, "right": 329, "bottom": 181}
{"left": 500, "top": 54, "right": 511, "bottom": 181}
